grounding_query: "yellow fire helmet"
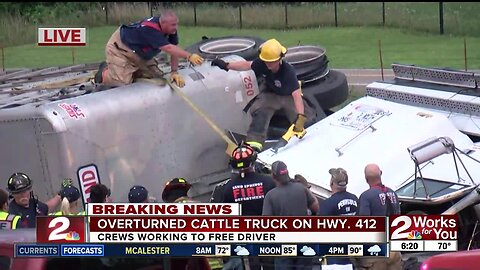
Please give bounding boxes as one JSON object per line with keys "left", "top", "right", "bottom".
{"left": 258, "top": 38, "right": 287, "bottom": 62}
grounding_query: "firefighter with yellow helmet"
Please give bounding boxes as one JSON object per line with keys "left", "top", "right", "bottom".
{"left": 211, "top": 38, "right": 317, "bottom": 152}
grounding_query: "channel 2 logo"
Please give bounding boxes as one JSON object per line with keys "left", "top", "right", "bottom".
{"left": 36, "top": 216, "right": 86, "bottom": 243}
{"left": 389, "top": 215, "right": 457, "bottom": 241}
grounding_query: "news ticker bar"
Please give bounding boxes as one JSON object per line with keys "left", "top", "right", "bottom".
{"left": 390, "top": 240, "right": 458, "bottom": 252}
{"left": 88, "top": 231, "right": 385, "bottom": 243}
{"left": 15, "top": 243, "right": 388, "bottom": 258}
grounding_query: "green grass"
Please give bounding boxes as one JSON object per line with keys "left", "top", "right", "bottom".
{"left": 2, "top": 2, "right": 480, "bottom": 48}
{"left": 3, "top": 25, "right": 480, "bottom": 70}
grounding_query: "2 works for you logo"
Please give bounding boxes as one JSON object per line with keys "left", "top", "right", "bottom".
{"left": 389, "top": 215, "right": 457, "bottom": 241}
{"left": 38, "top": 28, "right": 86, "bottom": 46}
{"left": 36, "top": 216, "right": 86, "bottom": 243}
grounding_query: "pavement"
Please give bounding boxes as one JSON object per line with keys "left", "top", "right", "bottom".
{"left": 337, "top": 68, "right": 395, "bottom": 87}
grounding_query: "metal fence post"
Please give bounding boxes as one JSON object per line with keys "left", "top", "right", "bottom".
{"left": 439, "top": 2, "right": 444, "bottom": 35}
{"left": 1, "top": 45, "right": 4, "bottom": 72}
{"left": 379, "top": 40, "right": 384, "bottom": 81}
{"left": 285, "top": 3, "right": 288, "bottom": 29}
{"left": 104, "top": 3, "right": 108, "bottom": 24}
{"left": 334, "top": 2, "right": 338, "bottom": 27}
{"left": 239, "top": 3, "right": 242, "bottom": 29}
{"left": 464, "top": 38, "right": 468, "bottom": 71}
{"left": 71, "top": 47, "right": 75, "bottom": 65}
{"left": 382, "top": 2, "right": 386, "bottom": 26}
{"left": 193, "top": 2, "right": 197, "bottom": 26}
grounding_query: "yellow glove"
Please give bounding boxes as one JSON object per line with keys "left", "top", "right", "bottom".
{"left": 293, "top": 113, "right": 307, "bottom": 132}
{"left": 170, "top": 72, "right": 185, "bottom": 88}
{"left": 187, "top": 54, "right": 204, "bottom": 66}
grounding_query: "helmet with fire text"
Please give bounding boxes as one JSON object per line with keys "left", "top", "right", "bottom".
{"left": 7, "top": 172, "right": 33, "bottom": 194}
{"left": 162, "top": 178, "right": 192, "bottom": 203}
{"left": 229, "top": 143, "right": 257, "bottom": 170}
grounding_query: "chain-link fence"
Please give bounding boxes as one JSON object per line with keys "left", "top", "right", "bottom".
{"left": 150, "top": 2, "right": 479, "bottom": 36}
{"left": 1, "top": 2, "right": 479, "bottom": 48}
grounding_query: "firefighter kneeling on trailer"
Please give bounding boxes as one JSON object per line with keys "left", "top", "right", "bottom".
{"left": 211, "top": 38, "right": 319, "bottom": 153}
{"left": 95, "top": 9, "right": 204, "bottom": 88}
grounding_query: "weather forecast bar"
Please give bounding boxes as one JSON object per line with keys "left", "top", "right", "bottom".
{"left": 14, "top": 243, "right": 388, "bottom": 258}
{"left": 390, "top": 240, "right": 424, "bottom": 252}
{"left": 424, "top": 240, "right": 457, "bottom": 252}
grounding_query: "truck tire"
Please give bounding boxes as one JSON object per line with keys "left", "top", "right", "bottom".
{"left": 284, "top": 45, "right": 329, "bottom": 83}
{"left": 267, "top": 70, "right": 349, "bottom": 138}
{"left": 185, "top": 36, "right": 266, "bottom": 61}
{"left": 303, "top": 69, "right": 349, "bottom": 110}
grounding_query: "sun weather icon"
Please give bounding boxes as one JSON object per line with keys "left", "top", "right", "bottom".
{"left": 65, "top": 231, "right": 80, "bottom": 241}
{"left": 407, "top": 230, "right": 422, "bottom": 240}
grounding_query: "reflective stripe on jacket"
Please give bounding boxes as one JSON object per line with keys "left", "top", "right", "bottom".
{"left": 49, "top": 211, "right": 86, "bottom": 216}
{"left": 0, "top": 211, "right": 20, "bottom": 229}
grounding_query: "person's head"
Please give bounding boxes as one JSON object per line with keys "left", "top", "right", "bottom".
{"left": 7, "top": 172, "right": 33, "bottom": 208}
{"left": 258, "top": 39, "right": 287, "bottom": 73}
{"left": 89, "top": 184, "right": 111, "bottom": 203}
{"left": 60, "top": 185, "right": 81, "bottom": 215}
{"left": 0, "top": 188, "right": 9, "bottom": 211}
{"left": 229, "top": 143, "right": 257, "bottom": 175}
{"left": 329, "top": 168, "right": 348, "bottom": 193}
{"left": 294, "top": 174, "right": 311, "bottom": 189}
{"left": 128, "top": 185, "right": 149, "bottom": 203}
{"left": 364, "top": 163, "right": 383, "bottom": 187}
{"left": 162, "top": 178, "right": 191, "bottom": 203}
{"left": 159, "top": 9, "right": 178, "bottom": 35}
{"left": 271, "top": 161, "right": 291, "bottom": 186}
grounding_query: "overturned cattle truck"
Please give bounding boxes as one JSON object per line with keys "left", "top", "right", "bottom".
{"left": 0, "top": 56, "right": 259, "bottom": 204}
{"left": 0, "top": 38, "right": 348, "bottom": 204}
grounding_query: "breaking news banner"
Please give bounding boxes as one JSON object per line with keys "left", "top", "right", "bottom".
{"left": 87, "top": 216, "right": 386, "bottom": 244}
{"left": 389, "top": 215, "right": 458, "bottom": 252}
{"left": 37, "top": 27, "right": 86, "bottom": 46}
{"left": 86, "top": 203, "right": 242, "bottom": 216}
{"left": 14, "top": 243, "right": 388, "bottom": 258}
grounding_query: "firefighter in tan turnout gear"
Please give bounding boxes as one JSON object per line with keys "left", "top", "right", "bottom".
{"left": 95, "top": 9, "right": 204, "bottom": 87}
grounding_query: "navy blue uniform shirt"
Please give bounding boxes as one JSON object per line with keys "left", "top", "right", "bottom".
{"left": 319, "top": 191, "right": 359, "bottom": 216}
{"left": 222, "top": 171, "right": 276, "bottom": 216}
{"left": 120, "top": 16, "right": 179, "bottom": 60}
{"left": 251, "top": 59, "right": 299, "bottom": 96}
{"left": 8, "top": 198, "right": 48, "bottom": 228}
{"left": 358, "top": 185, "right": 401, "bottom": 216}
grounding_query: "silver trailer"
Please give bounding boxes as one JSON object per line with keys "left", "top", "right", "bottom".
{"left": 0, "top": 55, "right": 261, "bottom": 203}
